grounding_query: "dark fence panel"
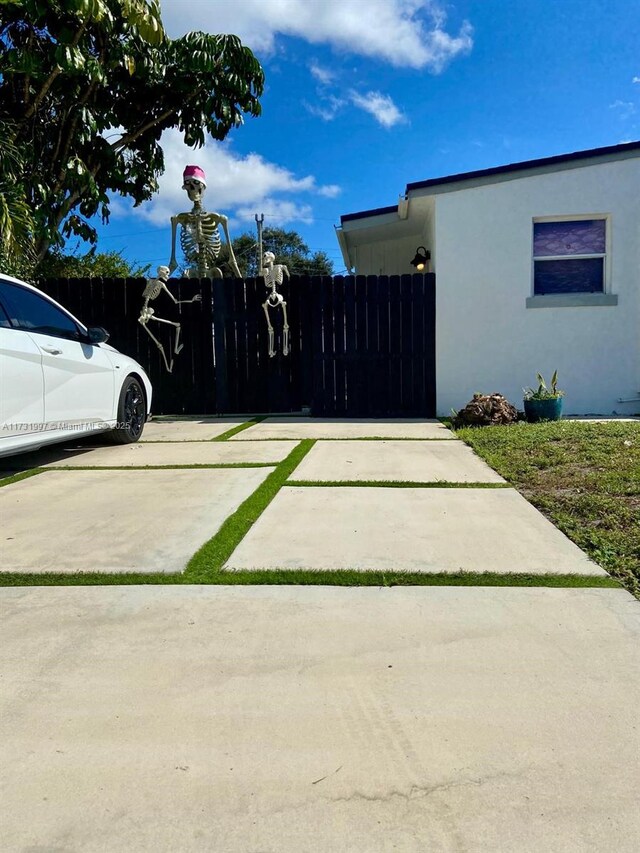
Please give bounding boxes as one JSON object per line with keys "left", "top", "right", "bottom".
{"left": 310, "top": 273, "right": 436, "bottom": 417}
{"left": 37, "top": 273, "right": 435, "bottom": 417}
{"left": 212, "top": 276, "right": 307, "bottom": 415}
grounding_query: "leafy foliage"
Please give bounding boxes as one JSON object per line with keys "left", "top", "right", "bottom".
{"left": 523, "top": 370, "right": 564, "bottom": 400}
{"left": 0, "top": 0, "right": 264, "bottom": 260}
{"left": 0, "top": 122, "right": 36, "bottom": 278}
{"left": 36, "top": 247, "right": 150, "bottom": 278}
{"left": 218, "top": 228, "right": 334, "bottom": 278}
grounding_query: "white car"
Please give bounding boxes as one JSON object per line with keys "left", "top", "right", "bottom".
{"left": 0, "top": 273, "right": 152, "bottom": 458}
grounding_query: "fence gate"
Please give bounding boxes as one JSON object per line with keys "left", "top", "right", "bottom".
{"left": 38, "top": 273, "right": 435, "bottom": 417}
{"left": 310, "top": 274, "right": 435, "bottom": 417}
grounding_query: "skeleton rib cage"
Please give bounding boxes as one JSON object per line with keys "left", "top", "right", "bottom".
{"left": 179, "top": 213, "right": 222, "bottom": 274}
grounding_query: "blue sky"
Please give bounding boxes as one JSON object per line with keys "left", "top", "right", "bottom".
{"left": 94, "top": 0, "right": 640, "bottom": 275}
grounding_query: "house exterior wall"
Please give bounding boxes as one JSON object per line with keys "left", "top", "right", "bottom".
{"left": 435, "top": 158, "right": 639, "bottom": 415}
{"left": 351, "top": 234, "right": 422, "bottom": 276}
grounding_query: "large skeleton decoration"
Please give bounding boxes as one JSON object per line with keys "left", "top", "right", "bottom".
{"left": 138, "top": 265, "right": 201, "bottom": 373}
{"left": 262, "top": 251, "right": 290, "bottom": 357}
{"left": 169, "top": 165, "right": 241, "bottom": 279}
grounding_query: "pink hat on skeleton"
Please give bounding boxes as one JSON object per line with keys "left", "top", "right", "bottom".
{"left": 183, "top": 165, "right": 206, "bottom": 188}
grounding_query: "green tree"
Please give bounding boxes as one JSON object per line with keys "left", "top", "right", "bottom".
{"left": 219, "top": 228, "right": 334, "bottom": 277}
{"left": 0, "top": 122, "right": 36, "bottom": 278}
{"left": 0, "top": 0, "right": 264, "bottom": 261}
{"left": 36, "top": 247, "right": 150, "bottom": 278}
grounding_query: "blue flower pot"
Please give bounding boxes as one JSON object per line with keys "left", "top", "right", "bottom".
{"left": 524, "top": 397, "right": 563, "bottom": 422}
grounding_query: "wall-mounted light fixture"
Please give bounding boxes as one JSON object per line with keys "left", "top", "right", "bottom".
{"left": 410, "top": 246, "right": 431, "bottom": 271}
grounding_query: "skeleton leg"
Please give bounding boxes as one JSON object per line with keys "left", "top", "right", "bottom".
{"left": 139, "top": 317, "right": 174, "bottom": 373}
{"left": 281, "top": 301, "right": 289, "bottom": 357}
{"left": 147, "top": 315, "right": 184, "bottom": 356}
{"left": 262, "top": 301, "right": 276, "bottom": 358}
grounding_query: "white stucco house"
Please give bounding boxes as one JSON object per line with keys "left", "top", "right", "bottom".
{"left": 336, "top": 141, "right": 640, "bottom": 416}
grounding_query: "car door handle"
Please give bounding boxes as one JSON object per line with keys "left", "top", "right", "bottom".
{"left": 41, "top": 345, "right": 62, "bottom": 355}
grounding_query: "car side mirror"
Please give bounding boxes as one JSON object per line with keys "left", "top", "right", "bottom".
{"left": 87, "top": 326, "right": 110, "bottom": 344}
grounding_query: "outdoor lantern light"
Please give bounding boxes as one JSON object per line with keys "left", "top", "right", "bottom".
{"left": 410, "top": 246, "right": 431, "bottom": 271}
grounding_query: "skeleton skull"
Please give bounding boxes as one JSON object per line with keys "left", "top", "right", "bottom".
{"left": 183, "top": 178, "right": 205, "bottom": 204}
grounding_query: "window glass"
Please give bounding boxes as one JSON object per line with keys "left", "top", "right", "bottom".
{"left": 0, "top": 297, "right": 11, "bottom": 328}
{"left": 0, "top": 280, "right": 82, "bottom": 340}
{"left": 533, "top": 219, "right": 606, "bottom": 296}
{"left": 534, "top": 258, "right": 604, "bottom": 295}
{"left": 533, "top": 220, "right": 605, "bottom": 257}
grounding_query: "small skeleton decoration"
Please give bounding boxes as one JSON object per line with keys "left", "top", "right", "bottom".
{"left": 262, "top": 251, "right": 290, "bottom": 357}
{"left": 169, "top": 165, "right": 241, "bottom": 279}
{"left": 138, "top": 265, "right": 201, "bottom": 373}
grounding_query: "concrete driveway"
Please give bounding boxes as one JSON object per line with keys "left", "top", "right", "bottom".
{"left": 1, "top": 585, "right": 639, "bottom": 852}
{"left": 1, "top": 417, "right": 638, "bottom": 851}
{"left": 0, "top": 417, "right": 605, "bottom": 575}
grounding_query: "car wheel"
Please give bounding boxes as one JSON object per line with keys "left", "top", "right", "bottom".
{"left": 108, "top": 376, "right": 146, "bottom": 444}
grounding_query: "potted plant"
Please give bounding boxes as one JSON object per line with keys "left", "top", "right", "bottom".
{"left": 523, "top": 371, "right": 565, "bottom": 422}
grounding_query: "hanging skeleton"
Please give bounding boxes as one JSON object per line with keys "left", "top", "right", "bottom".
{"left": 262, "top": 251, "right": 290, "bottom": 357}
{"left": 168, "top": 165, "right": 241, "bottom": 279}
{"left": 138, "top": 265, "right": 201, "bottom": 373}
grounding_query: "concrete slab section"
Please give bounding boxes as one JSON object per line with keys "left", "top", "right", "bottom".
{"left": 232, "top": 417, "right": 456, "bottom": 440}
{"left": 0, "top": 585, "right": 638, "bottom": 852}
{"left": 142, "top": 418, "right": 248, "bottom": 441}
{"left": 226, "top": 486, "right": 604, "bottom": 574}
{"left": 0, "top": 468, "right": 271, "bottom": 573}
{"left": 42, "top": 440, "right": 298, "bottom": 467}
{"left": 290, "top": 439, "right": 505, "bottom": 483}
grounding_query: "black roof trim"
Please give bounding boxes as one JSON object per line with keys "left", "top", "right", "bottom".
{"left": 340, "top": 141, "right": 640, "bottom": 224}
{"left": 406, "top": 140, "right": 640, "bottom": 192}
{"left": 341, "top": 204, "right": 398, "bottom": 224}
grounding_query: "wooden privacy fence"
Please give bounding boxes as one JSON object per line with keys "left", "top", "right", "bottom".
{"left": 38, "top": 273, "right": 436, "bottom": 417}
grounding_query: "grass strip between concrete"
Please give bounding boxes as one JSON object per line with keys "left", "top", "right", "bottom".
{"left": 0, "top": 468, "right": 45, "bottom": 488}
{"left": 227, "top": 436, "right": 455, "bottom": 442}
{"left": 48, "top": 463, "right": 278, "bottom": 471}
{"left": 184, "top": 439, "right": 315, "bottom": 581}
{"left": 213, "top": 417, "right": 266, "bottom": 441}
{"left": 287, "top": 480, "right": 510, "bottom": 489}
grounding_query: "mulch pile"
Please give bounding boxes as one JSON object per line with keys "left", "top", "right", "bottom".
{"left": 452, "top": 393, "right": 523, "bottom": 428}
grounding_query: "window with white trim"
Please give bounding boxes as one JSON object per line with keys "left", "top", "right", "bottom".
{"left": 533, "top": 218, "right": 606, "bottom": 295}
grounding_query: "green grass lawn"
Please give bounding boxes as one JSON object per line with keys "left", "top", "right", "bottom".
{"left": 454, "top": 420, "right": 640, "bottom": 598}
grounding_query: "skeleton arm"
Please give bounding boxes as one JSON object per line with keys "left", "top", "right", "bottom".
{"left": 218, "top": 214, "right": 241, "bottom": 278}
{"left": 169, "top": 216, "right": 180, "bottom": 275}
{"left": 158, "top": 281, "right": 201, "bottom": 305}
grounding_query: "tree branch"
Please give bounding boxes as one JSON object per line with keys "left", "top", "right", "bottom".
{"left": 20, "top": 23, "right": 87, "bottom": 125}
{"left": 111, "top": 105, "right": 183, "bottom": 152}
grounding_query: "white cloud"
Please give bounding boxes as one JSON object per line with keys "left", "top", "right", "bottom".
{"left": 161, "top": 0, "right": 473, "bottom": 71}
{"left": 309, "top": 62, "right": 335, "bottom": 85}
{"left": 236, "top": 199, "right": 313, "bottom": 225}
{"left": 317, "top": 184, "right": 341, "bottom": 198}
{"left": 609, "top": 100, "right": 636, "bottom": 120}
{"left": 633, "top": 76, "right": 640, "bottom": 84}
{"left": 349, "top": 90, "right": 407, "bottom": 127}
{"left": 134, "top": 129, "right": 338, "bottom": 227}
{"left": 303, "top": 94, "right": 345, "bottom": 121}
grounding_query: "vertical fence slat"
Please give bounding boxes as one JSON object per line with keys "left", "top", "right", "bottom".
{"left": 332, "top": 275, "right": 346, "bottom": 415}
{"left": 365, "top": 275, "right": 380, "bottom": 416}
{"left": 375, "top": 276, "right": 391, "bottom": 418}
{"left": 400, "top": 274, "right": 414, "bottom": 414}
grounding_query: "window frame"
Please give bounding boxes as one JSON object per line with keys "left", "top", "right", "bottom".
{"left": 530, "top": 214, "right": 612, "bottom": 301}
{"left": 0, "top": 279, "right": 88, "bottom": 342}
